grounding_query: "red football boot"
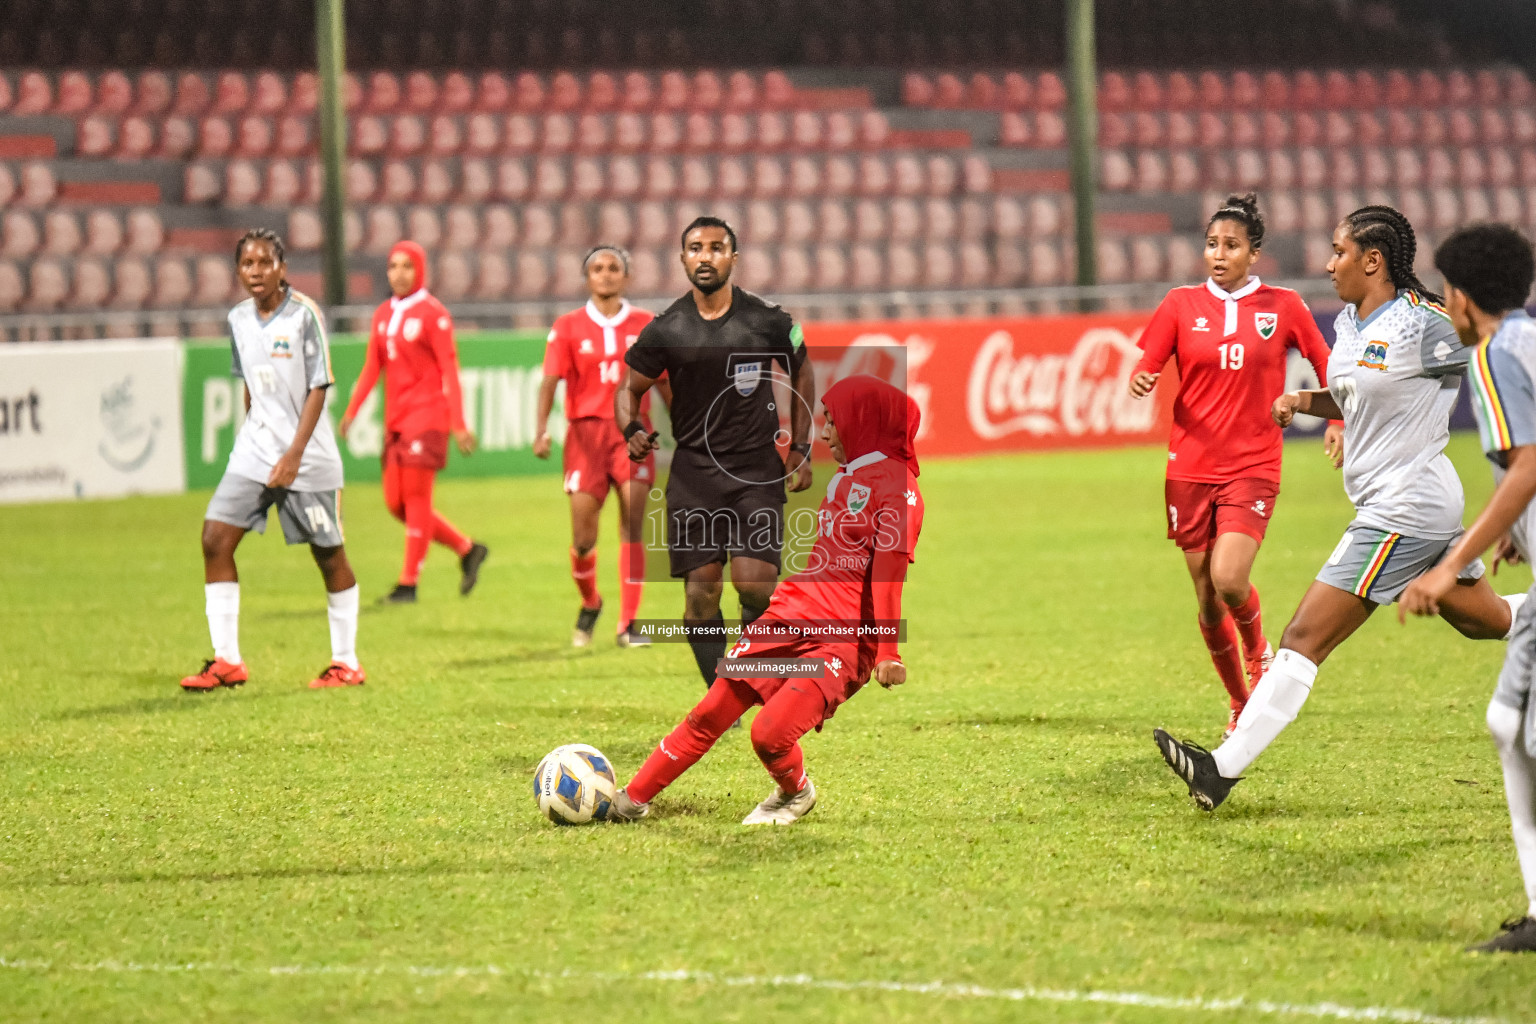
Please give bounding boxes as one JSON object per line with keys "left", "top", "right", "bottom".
{"left": 180, "top": 658, "right": 248, "bottom": 691}
{"left": 309, "top": 661, "right": 367, "bottom": 689}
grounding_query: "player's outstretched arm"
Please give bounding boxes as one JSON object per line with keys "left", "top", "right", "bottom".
{"left": 615, "top": 368, "right": 660, "bottom": 460}
{"left": 1401, "top": 444, "right": 1536, "bottom": 620}
{"left": 1272, "top": 388, "right": 1342, "bottom": 427}
{"left": 339, "top": 333, "right": 382, "bottom": 440}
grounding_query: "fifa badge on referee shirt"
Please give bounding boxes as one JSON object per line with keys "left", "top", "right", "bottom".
{"left": 734, "top": 361, "right": 763, "bottom": 396}
{"left": 847, "top": 483, "right": 871, "bottom": 513}
{"left": 1254, "top": 313, "right": 1278, "bottom": 339}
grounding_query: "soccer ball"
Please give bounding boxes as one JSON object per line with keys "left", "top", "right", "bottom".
{"left": 534, "top": 744, "right": 618, "bottom": 825}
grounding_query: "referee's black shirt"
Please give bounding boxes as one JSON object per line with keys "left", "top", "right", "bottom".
{"left": 625, "top": 286, "right": 806, "bottom": 458}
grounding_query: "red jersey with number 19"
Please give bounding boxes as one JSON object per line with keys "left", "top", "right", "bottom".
{"left": 544, "top": 300, "right": 656, "bottom": 421}
{"left": 1135, "top": 279, "right": 1330, "bottom": 484}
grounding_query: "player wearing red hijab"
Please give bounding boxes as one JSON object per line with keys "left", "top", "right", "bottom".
{"left": 1130, "top": 194, "right": 1336, "bottom": 737}
{"left": 608, "top": 375, "right": 924, "bottom": 826}
{"left": 534, "top": 245, "right": 666, "bottom": 647}
{"left": 340, "top": 241, "right": 487, "bottom": 603}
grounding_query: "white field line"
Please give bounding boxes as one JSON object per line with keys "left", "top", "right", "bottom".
{"left": 0, "top": 957, "right": 1519, "bottom": 1024}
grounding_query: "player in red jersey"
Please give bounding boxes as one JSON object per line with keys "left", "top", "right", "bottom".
{"left": 339, "top": 241, "right": 488, "bottom": 604}
{"left": 1130, "top": 193, "right": 1336, "bottom": 737}
{"left": 534, "top": 245, "right": 669, "bottom": 647}
{"left": 607, "top": 375, "right": 923, "bottom": 826}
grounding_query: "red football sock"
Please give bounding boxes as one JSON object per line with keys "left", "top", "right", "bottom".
{"left": 431, "top": 513, "right": 473, "bottom": 557}
{"left": 1231, "top": 585, "right": 1266, "bottom": 658}
{"left": 627, "top": 678, "right": 759, "bottom": 803}
{"left": 1198, "top": 615, "right": 1250, "bottom": 703}
{"left": 619, "top": 541, "right": 645, "bottom": 628}
{"left": 381, "top": 461, "right": 406, "bottom": 523}
{"left": 399, "top": 466, "right": 435, "bottom": 586}
{"left": 570, "top": 547, "right": 600, "bottom": 609}
{"left": 749, "top": 680, "right": 828, "bottom": 794}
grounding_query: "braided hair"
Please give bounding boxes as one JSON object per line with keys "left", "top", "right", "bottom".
{"left": 1207, "top": 192, "right": 1265, "bottom": 249}
{"left": 1343, "top": 205, "right": 1440, "bottom": 304}
{"left": 234, "top": 227, "right": 289, "bottom": 289}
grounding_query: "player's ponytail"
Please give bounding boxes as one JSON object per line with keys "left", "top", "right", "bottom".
{"left": 1344, "top": 205, "right": 1441, "bottom": 304}
{"left": 234, "top": 227, "right": 290, "bottom": 291}
{"left": 1207, "top": 192, "right": 1265, "bottom": 249}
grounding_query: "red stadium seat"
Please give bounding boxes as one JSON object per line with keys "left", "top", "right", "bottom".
{"left": 1494, "top": 186, "right": 1525, "bottom": 224}
{"left": 751, "top": 157, "right": 786, "bottom": 198}
{"left": 814, "top": 200, "right": 850, "bottom": 243}
{"left": 725, "top": 71, "right": 758, "bottom": 112}
{"left": 1166, "top": 150, "right": 1198, "bottom": 192}
{"left": 1425, "top": 149, "right": 1455, "bottom": 187}
{"left": 532, "top": 156, "right": 567, "bottom": 200}
{"left": 649, "top": 113, "right": 682, "bottom": 152}
{"left": 584, "top": 72, "right": 618, "bottom": 112}
{"left": 1449, "top": 109, "right": 1477, "bottom": 147}
{"left": 957, "top": 240, "right": 990, "bottom": 288}
{"left": 195, "top": 117, "right": 233, "bottom": 159}
{"left": 1197, "top": 71, "right": 1226, "bottom": 110}
{"left": 1483, "top": 110, "right": 1511, "bottom": 147}
{"left": 405, "top": 206, "right": 442, "bottom": 250}
{"left": 595, "top": 202, "right": 634, "bottom": 246}
{"left": 850, "top": 244, "right": 884, "bottom": 290}
{"left": 627, "top": 248, "right": 662, "bottom": 294}
{"left": 690, "top": 71, "right": 724, "bottom": 112}
{"left": 606, "top": 155, "right": 641, "bottom": 198}
{"left": 631, "top": 201, "right": 668, "bottom": 247}
{"left": 287, "top": 208, "right": 321, "bottom": 251}
{"left": 434, "top": 251, "right": 473, "bottom": 300}
{"left": 475, "top": 251, "right": 513, "bottom": 299}
{"left": 901, "top": 73, "right": 933, "bottom": 108}
{"left": 1100, "top": 151, "right": 1133, "bottom": 192}
{"left": 1507, "top": 70, "right": 1535, "bottom": 106}
{"left": 967, "top": 73, "right": 999, "bottom": 110}
{"left": 1133, "top": 152, "right": 1167, "bottom": 193}
{"left": 1035, "top": 72, "right": 1066, "bottom": 111}
{"left": 439, "top": 72, "right": 473, "bottom": 114}
{"left": 932, "top": 73, "right": 965, "bottom": 110}
{"left": 886, "top": 243, "right": 919, "bottom": 289}
{"left": 1329, "top": 149, "right": 1359, "bottom": 188}
{"left": 1429, "top": 187, "right": 1460, "bottom": 230}
{"left": 540, "top": 113, "right": 574, "bottom": 153}
{"left": 344, "top": 159, "right": 378, "bottom": 203}
{"left": 1384, "top": 69, "right": 1414, "bottom": 108}
{"left": 853, "top": 199, "right": 886, "bottom": 241}
{"left": 223, "top": 160, "right": 262, "bottom": 206}
{"left": 1099, "top": 113, "right": 1130, "bottom": 148}
{"left": 762, "top": 71, "right": 794, "bottom": 110}
{"left": 116, "top": 116, "right": 156, "bottom": 160}
{"left": 857, "top": 155, "right": 891, "bottom": 197}
{"left": 41, "top": 211, "right": 80, "bottom": 256}
{"left": 575, "top": 113, "right": 609, "bottom": 153}
{"left": 18, "top": 162, "right": 56, "bottom": 207}
{"left": 570, "top": 156, "right": 604, "bottom": 200}
{"left": 517, "top": 204, "right": 553, "bottom": 247}
{"left": 108, "top": 256, "right": 151, "bottom": 309}
{"left": 1, "top": 211, "right": 39, "bottom": 259}
{"left": 514, "top": 72, "right": 545, "bottom": 112}
{"left": 1415, "top": 71, "right": 1444, "bottom": 107}
{"left": 1099, "top": 71, "right": 1130, "bottom": 113}
{"left": 1361, "top": 148, "right": 1392, "bottom": 189}
{"left": 475, "top": 72, "right": 511, "bottom": 112}
{"left": 791, "top": 111, "right": 823, "bottom": 150}
{"left": 134, "top": 70, "right": 172, "bottom": 115}
{"left": 1166, "top": 71, "right": 1197, "bottom": 110}
{"left": 404, "top": 71, "right": 439, "bottom": 113}
{"left": 1203, "top": 151, "right": 1233, "bottom": 190}
{"left": 891, "top": 154, "right": 924, "bottom": 196}
{"left": 1298, "top": 148, "right": 1327, "bottom": 189}
{"left": 1229, "top": 71, "right": 1260, "bottom": 110}
{"left": 1519, "top": 149, "right": 1536, "bottom": 187}
{"left": 418, "top": 160, "right": 452, "bottom": 204}
{"left": 889, "top": 198, "right": 921, "bottom": 242}
{"left": 1029, "top": 195, "right": 1067, "bottom": 236}
{"left": 69, "top": 258, "right": 111, "bottom": 309}
{"left": 464, "top": 113, "right": 500, "bottom": 155}
{"left": 1330, "top": 190, "right": 1363, "bottom": 224}
{"left": 683, "top": 112, "right": 716, "bottom": 152}
{"left": 363, "top": 207, "right": 403, "bottom": 253}
{"left": 172, "top": 73, "right": 211, "bottom": 116}
{"left": 290, "top": 72, "right": 319, "bottom": 114}
{"left": 250, "top": 72, "right": 287, "bottom": 116}
{"left": 999, "top": 111, "right": 1030, "bottom": 147}
{"left": 24, "top": 259, "right": 68, "bottom": 311}
{"left": 151, "top": 257, "right": 193, "bottom": 309}
{"left": 745, "top": 201, "right": 780, "bottom": 245}
{"left": 923, "top": 198, "right": 957, "bottom": 240}
{"left": 656, "top": 71, "right": 688, "bottom": 113}
{"left": 1490, "top": 148, "right": 1518, "bottom": 188}
{"left": 443, "top": 205, "right": 479, "bottom": 250}
{"left": 823, "top": 155, "right": 856, "bottom": 196}
{"left": 621, "top": 71, "right": 654, "bottom": 112}
{"left": 379, "top": 160, "right": 417, "bottom": 203}
{"left": 77, "top": 116, "right": 115, "bottom": 158}
{"left": 550, "top": 247, "right": 586, "bottom": 297}
{"left": 182, "top": 162, "right": 220, "bottom": 204}
{"left": 488, "top": 157, "right": 527, "bottom": 201}
{"left": 388, "top": 115, "right": 425, "bottom": 156}
{"left": 193, "top": 255, "right": 234, "bottom": 307}
{"left": 716, "top": 156, "right": 749, "bottom": 198}
{"left": 1459, "top": 150, "right": 1488, "bottom": 187}
{"left": 679, "top": 156, "right": 712, "bottom": 198}
{"left": 1131, "top": 112, "right": 1164, "bottom": 148}
{"left": 922, "top": 242, "right": 956, "bottom": 288}
{"left": 1129, "top": 236, "right": 1164, "bottom": 283}
{"left": 512, "top": 251, "right": 549, "bottom": 298}
{"left": 1233, "top": 149, "right": 1265, "bottom": 190}
{"left": 1393, "top": 148, "right": 1424, "bottom": 189}
{"left": 788, "top": 156, "right": 821, "bottom": 197}
{"left": 988, "top": 197, "right": 1025, "bottom": 240}
{"left": 273, "top": 115, "right": 311, "bottom": 158}
{"left": 813, "top": 243, "right": 849, "bottom": 290}
{"left": 53, "top": 70, "right": 91, "bottom": 114}
{"left": 211, "top": 72, "right": 249, "bottom": 116}
{"left": 717, "top": 112, "right": 751, "bottom": 152}
{"left": 1292, "top": 70, "right": 1323, "bottom": 110}
{"left": 1447, "top": 70, "right": 1475, "bottom": 106}
{"left": 427, "top": 115, "right": 461, "bottom": 156}
{"left": 82, "top": 210, "right": 123, "bottom": 256}
{"left": 460, "top": 158, "right": 493, "bottom": 202}
{"left": 236, "top": 115, "right": 273, "bottom": 157}
{"left": 1001, "top": 72, "right": 1033, "bottom": 111}
{"left": 1131, "top": 71, "right": 1163, "bottom": 112}
{"left": 777, "top": 200, "right": 812, "bottom": 244}
{"left": 1464, "top": 187, "right": 1493, "bottom": 222}
{"left": 1028, "top": 240, "right": 1065, "bottom": 286}
{"left": 1388, "top": 109, "right": 1416, "bottom": 147}
{"left": 612, "top": 112, "right": 646, "bottom": 152}
{"left": 483, "top": 205, "right": 516, "bottom": 248}
{"left": 95, "top": 71, "right": 133, "bottom": 115}
{"left": 1322, "top": 111, "right": 1351, "bottom": 148}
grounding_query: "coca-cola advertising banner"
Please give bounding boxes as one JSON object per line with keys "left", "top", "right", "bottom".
{"left": 803, "top": 313, "right": 1177, "bottom": 457}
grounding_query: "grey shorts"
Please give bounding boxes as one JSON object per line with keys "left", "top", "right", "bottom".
{"left": 1496, "top": 583, "right": 1536, "bottom": 728}
{"left": 1314, "top": 520, "right": 1484, "bottom": 604}
{"left": 206, "top": 472, "right": 345, "bottom": 548}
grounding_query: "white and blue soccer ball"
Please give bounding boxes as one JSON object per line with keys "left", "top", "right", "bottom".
{"left": 534, "top": 744, "right": 617, "bottom": 825}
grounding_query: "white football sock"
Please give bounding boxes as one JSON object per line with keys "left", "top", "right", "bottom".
{"left": 1487, "top": 699, "right": 1536, "bottom": 917}
{"left": 1213, "top": 648, "right": 1318, "bottom": 779}
{"left": 1503, "top": 593, "right": 1529, "bottom": 641}
{"left": 327, "top": 585, "right": 360, "bottom": 670}
{"left": 205, "top": 581, "right": 241, "bottom": 665}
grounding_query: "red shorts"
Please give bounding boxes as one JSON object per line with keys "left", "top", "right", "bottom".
{"left": 383, "top": 430, "right": 448, "bottom": 471}
{"left": 562, "top": 417, "right": 655, "bottom": 502}
{"left": 718, "top": 619, "right": 871, "bottom": 721}
{"left": 1164, "top": 477, "right": 1278, "bottom": 552}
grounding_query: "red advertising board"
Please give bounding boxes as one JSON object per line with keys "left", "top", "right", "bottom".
{"left": 804, "top": 312, "right": 1176, "bottom": 457}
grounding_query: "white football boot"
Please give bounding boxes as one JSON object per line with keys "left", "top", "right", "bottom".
{"left": 608, "top": 787, "right": 651, "bottom": 822}
{"left": 741, "top": 778, "right": 818, "bottom": 825}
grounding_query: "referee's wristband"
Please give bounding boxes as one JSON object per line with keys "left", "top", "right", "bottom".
{"left": 623, "top": 420, "right": 647, "bottom": 441}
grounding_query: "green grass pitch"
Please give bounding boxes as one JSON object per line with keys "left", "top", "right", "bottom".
{"left": 2, "top": 435, "right": 1535, "bottom": 1023}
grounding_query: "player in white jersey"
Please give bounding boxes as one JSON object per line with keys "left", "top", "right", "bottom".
{"left": 180, "top": 229, "right": 366, "bottom": 692}
{"left": 1401, "top": 224, "right": 1536, "bottom": 953}
{"left": 1155, "top": 206, "right": 1520, "bottom": 810}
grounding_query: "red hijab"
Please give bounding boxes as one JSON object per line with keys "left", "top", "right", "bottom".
{"left": 389, "top": 240, "right": 429, "bottom": 295}
{"left": 821, "top": 374, "right": 920, "bottom": 476}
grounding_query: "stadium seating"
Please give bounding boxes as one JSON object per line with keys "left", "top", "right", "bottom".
{"left": 3, "top": 57, "right": 1534, "bottom": 312}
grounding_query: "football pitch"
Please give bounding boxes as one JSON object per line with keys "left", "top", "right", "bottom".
{"left": 3, "top": 436, "right": 1535, "bottom": 1024}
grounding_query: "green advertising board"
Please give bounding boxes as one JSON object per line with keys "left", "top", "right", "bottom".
{"left": 183, "top": 332, "right": 568, "bottom": 489}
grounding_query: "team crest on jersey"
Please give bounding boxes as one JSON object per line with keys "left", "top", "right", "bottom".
{"left": 579, "top": 339, "right": 593, "bottom": 353}
{"left": 733, "top": 361, "right": 762, "bottom": 396}
{"left": 847, "top": 483, "right": 871, "bottom": 513}
{"left": 1357, "top": 341, "right": 1390, "bottom": 371}
{"left": 270, "top": 335, "right": 293, "bottom": 358}
{"left": 1192, "top": 317, "right": 1211, "bottom": 332}
{"left": 1254, "top": 312, "right": 1277, "bottom": 339}
{"left": 403, "top": 318, "right": 422, "bottom": 342}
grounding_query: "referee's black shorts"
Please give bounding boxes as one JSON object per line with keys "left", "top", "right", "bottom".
{"left": 664, "top": 446, "right": 787, "bottom": 577}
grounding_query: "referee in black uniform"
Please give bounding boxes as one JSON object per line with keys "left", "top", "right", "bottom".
{"left": 615, "top": 216, "right": 815, "bottom": 689}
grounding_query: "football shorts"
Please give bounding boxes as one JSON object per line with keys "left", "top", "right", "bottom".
{"left": 665, "top": 446, "right": 787, "bottom": 577}
{"left": 562, "top": 417, "right": 655, "bottom": 502}
{"left": 206, "top": 471, "right": 344, "bottom": 547}
{"left": 1314, "top": 520, "right": 1484, "bottom": 604}
{"left": 1164, "top": 477, "right": 1279, "bottom": 552}
{"left": 1495, "top": 582, "right": 1536, "bottom": 757}
{"left": 383, "top": 429, "right": 449, "bottom": 471}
